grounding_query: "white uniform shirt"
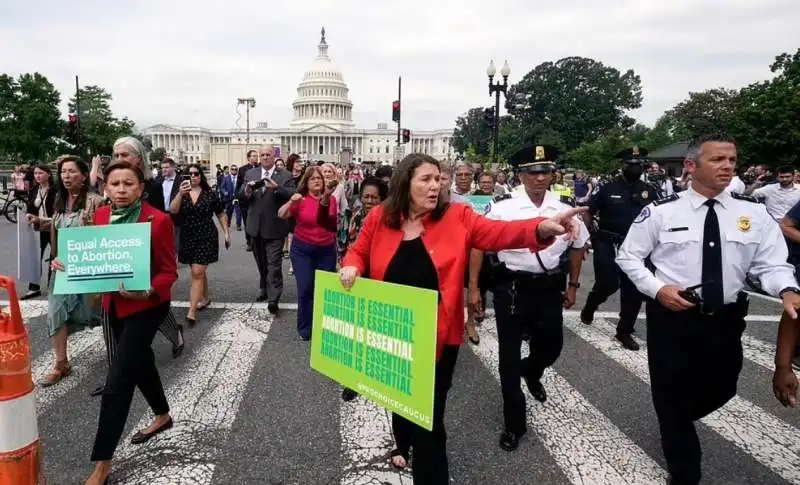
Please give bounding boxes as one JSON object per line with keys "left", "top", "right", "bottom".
{"left": 616, "top": 186, "right": 796, "bottom": 303}
{"left": 752, "top": 183, "right": 800, "bottom": 220}
{"left": 724, "top": 176, "right": 746, "bottom": 195}
{"left": 486, "top": 191, "right": 590, "bottom": 273}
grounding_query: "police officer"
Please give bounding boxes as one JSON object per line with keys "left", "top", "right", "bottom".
{"left": 617, "top": 133, "right": 800, "bottom": 485}
{"left": 471, "top": 144, "right": 590, "bottom": 452}
{"left": 580, "top": 147, "right": 657, "bottom": 351}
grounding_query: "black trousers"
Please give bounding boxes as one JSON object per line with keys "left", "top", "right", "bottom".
{"left": 391, "top": 344, "right": 459, "bottom": 485}
{"left": 241, "top": 205, "right": 251, "bottom": 246}
{"left": 91, "top": 302, "right": 171, "bottom": 461}
{"left": 252, "top": 236, "right": 284, "bottom": 302}
{"left": 101, "top": 306, "right": 182, "bottom": 366}
{"left": 646, "top": 301, "right": 745, "bottom": 484}
{"left": 584, "top": 238, "right": 642, "bottom": 334}
{"left": 494, "top": 273, "right": 564, "bottom": 434}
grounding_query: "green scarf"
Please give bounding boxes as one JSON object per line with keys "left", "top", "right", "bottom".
{"left": 109, "top": 198, "right": 142, "bottom": 225}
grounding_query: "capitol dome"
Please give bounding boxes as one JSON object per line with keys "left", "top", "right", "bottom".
{"left": 290, "top": 27, "right": 355, "bottom": 129}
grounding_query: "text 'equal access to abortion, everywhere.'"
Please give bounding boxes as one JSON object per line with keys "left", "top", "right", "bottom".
{"left": 53, "top": 223, "right": 151, "bottom": 295}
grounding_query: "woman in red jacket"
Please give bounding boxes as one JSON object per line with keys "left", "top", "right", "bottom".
{"left": 54, "top": 160, "right": 178, "bottom": 485}
{"left": 339, "top": 154, "right": 585, "bottom": 484}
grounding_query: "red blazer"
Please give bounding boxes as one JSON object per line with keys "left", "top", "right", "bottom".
{"left": 342, "top": 203, "right": 552, "bottom": 360}
{"left": 94, "top": 201, "right": 178, "bottom": 319}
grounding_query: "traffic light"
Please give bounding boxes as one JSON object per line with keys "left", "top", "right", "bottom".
{"left": 483, "top": 107, "right": 494, "bottom": 128}
{"left": 65, "top": 114, "right": 78, "bottom": 147}
{"left": 402, "top": 129, "right": 411, "bottom": 144}
{"left": 392, "top": 100, "right": 401, "bottom": 122}
{"left": 68, "top": 114, "right": 78, "bottom": 125}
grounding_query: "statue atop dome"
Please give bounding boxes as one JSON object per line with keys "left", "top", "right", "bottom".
{"left": 320, "top": 26, "right": 326, "bottom": 45}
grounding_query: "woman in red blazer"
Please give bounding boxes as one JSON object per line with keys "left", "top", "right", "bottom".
{"left": 67, "top": 160, "right": 178, "bottom": 485}
{"left": 340, "top": 153, "right": 585, "bottom": 484}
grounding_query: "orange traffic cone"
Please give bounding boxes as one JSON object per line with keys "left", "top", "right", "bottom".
{"left": 0, "top": 276, "right": 43, "bottom": 484}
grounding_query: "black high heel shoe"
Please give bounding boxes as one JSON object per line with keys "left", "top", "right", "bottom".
{"left": 172, "top": 324, "right": 185, "bottom": 358}
{"left": 185, "top": 316, "right": 196, "bottom": 328}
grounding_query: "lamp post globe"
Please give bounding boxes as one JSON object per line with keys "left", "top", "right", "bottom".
{"left": 500, "top": 60, "right": 511, "bottom": 78}
{"left": 486, "top": 60, "right": 497, "bottom": 78}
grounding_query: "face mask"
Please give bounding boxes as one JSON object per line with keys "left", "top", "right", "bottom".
{"left": 622, "top": 165, "right": 644, "bottom": 181}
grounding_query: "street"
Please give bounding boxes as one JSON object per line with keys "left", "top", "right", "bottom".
{"left": 0, "top": 219, "right": 796, "bottom": 485}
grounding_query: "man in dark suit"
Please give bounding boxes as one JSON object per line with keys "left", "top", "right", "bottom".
{"left": 236, "top": 149, "right": 261, "bottom": 251}
{"left": 220, "top": 165, "right": 242, "bottom": 230}
{"left": 239, "top": 146, "right": 294, "bottom": 312}
{"left": 156, "top": 158, "right": 181, "bottom": 210}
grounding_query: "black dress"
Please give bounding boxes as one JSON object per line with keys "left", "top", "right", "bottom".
{"left": 177, "top": 189, "right": 224, "bottom": 265}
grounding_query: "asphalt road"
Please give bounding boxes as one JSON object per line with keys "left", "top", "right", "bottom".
{"left": 0, "top": 219, "right": 796, "bottom": 485}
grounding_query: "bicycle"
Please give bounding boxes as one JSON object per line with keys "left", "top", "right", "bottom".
{"left": 1, "top": 189, "right": 28, "bottom": 223}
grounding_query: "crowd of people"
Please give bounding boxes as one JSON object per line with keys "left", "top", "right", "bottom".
{"left": 8, "top": 132, "right": 800, "bottom": 484}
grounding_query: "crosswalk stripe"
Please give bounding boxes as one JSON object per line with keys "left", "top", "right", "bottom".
{"left": 340, "top": 398, "right": 412, "bottom": 484}
{"left": 472, "top": 320, "right": 667, "bottom": 485}
{"left": 564, "top": 316, "right": 800, "bottom": 484}
{"left": 741, "top": 335, "right": 777, "bottom": 371}
{"left": 108, "top": 307, "right": 272, "bottom": 485}
{"left": 32, "top": 328, "right": 105, "bottom": 411}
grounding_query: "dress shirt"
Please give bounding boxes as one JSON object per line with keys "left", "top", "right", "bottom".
{"left": 752, "top": 183, "right": 800, "bottom": 220}
{"left": 616, "top": 186, "right": 796, "bottom": 304}
{"left": 486, "top": 191, "right": 589, "bottom": 273}
{"left": 162, "top": 175, "right": 175, "bottom": 206}
{"left": 724, "top": 176, "right": 746, "bottom": 195}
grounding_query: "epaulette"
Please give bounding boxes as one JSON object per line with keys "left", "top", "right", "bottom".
{"left": 559, "top": 195, "right": 576, "bottom": 207}
{"left": 653, "top": 194, "right": 679, "bottom": 206}
{"left": 493, "top": 193, "right": 513, "bottom": 203}
{"left": 731, "top": 192, "right": 759, "bottom": 203}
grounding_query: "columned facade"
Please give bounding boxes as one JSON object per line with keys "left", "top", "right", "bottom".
{"left": 144, "top": 27, "right": 455, "bottom": 169}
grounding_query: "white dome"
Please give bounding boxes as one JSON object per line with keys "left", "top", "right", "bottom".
{"left": 290, "top": 27, "right": 354, "bottom": 129}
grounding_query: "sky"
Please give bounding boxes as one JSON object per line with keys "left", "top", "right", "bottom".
{"left": 1, "top": 0, "right": 799, "bottom": 133}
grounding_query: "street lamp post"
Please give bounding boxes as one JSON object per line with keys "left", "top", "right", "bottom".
{"left": 487, "top": 60, "right": 511, "bottom": 164}
{"left": 237, "top": 97, "right": 256, "bottom": 146}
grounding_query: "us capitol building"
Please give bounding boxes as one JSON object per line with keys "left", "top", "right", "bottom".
{"left": 143, "top": 28, "right": 455, "bottom": 167}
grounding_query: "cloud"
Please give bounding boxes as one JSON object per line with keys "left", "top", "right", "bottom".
{"left": 1, "top": 0, "right": 798, "bottom": 133}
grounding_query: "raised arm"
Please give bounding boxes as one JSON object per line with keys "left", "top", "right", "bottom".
{"left": 465, "top": 204, "right": 584, "bottom": 253}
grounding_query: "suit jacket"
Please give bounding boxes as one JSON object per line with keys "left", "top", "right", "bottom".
{"left": 219, "top": 174, "right": 238, "bottom": 204}
{"left": 142, "top": 179, "right": 166, "bottom": 213}
{"left": 155, "top": 174, "right": 182, "bottom": 210}
{"left": 95, "top": 201, "right": 178, "bottom": 319}
{"left": 26, "top": 184, "right": 56, "bottom": 219}
{"left": 239, "top": 166, "right": 294, "bottom": 239}
{"left": 342, "top": 203, "right": 552, "bottom": 360}
{"left": 235, "top": 163, "right": 260, "bottom": 206}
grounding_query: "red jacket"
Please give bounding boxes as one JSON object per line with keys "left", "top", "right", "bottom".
{"left": 342, "top": 203, "right": 552, "bottom": 360}
{"left": 94, "top": 201, "right": 178, "bottom": 319}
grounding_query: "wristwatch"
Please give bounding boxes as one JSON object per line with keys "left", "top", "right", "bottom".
{"left": 568, "top": 281, "right": 580, "bottom": 289}
{"left": 778, "top": 287, "right": 800, "bottom": 298}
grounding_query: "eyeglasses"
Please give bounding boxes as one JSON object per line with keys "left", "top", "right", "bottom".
{"left": 189, "top": 172, "right": 201, "bottom": 177}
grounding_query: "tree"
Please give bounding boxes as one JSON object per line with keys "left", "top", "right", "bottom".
{"left": 68, "top": 85, "right": 135, "bottom": 157}
{"left": 729, "top": 49, "right": 800, "bottom": 167}
{"left": 0, "top": 73, "right": 61, "bottom": 162}
{"left": 451, "top": 107, "right": 493, "bottom": 157}
{"left": 506, "top": 57, "right": 643, "bottom": 152}
{"left": 564, "top": 130, "right": 631, "bottom": 173}
{"left": 150, "top": 147, "right": 167, "bottom": 162}
{"left": 663, "top": 88, "right": 742, "bottom": 141}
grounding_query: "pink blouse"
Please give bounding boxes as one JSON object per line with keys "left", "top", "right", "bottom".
{"left": 289, "top": 194, "right": 337, "bottom": 246}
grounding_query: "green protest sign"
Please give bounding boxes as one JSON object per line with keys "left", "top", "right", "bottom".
{"left": 310, "top": 270, "right": 438, "bottom": 430}
{"left": 53, "top": 223, "right": 151, "bottom": 295}
{"left": 465, "top": 195, "right": 493, "bottom": 214}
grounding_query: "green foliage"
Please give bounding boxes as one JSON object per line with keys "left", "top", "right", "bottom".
{"left": 451, "top": 107, "right": 493, "bottom": 156}
{"left": 0, "top": 73, "right": 61, "bottom": 162}
{"left": 68, "top": 85, "right": 136, "bottom": 157}
{"left": 565, "top": 130, "right": 631, "bottom": 173}
{"left": 150, "top": 146, "right": 167, "bottom": 162}
{"left": 506, "top": 56, "right": 643, "bottom": 152}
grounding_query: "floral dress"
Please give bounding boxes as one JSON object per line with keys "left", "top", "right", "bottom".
{"left": 47, "top": 194, "right": 103, "bottom": 337}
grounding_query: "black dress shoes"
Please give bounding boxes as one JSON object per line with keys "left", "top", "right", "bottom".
{"left": 580, "top": 306, "right": 594, "bottom": 325}
{"left": 256, "top": 292, "right": 268, "bottom": 302}
{"left": 267, "top": 302, "right": 279, "bottom": 315}
{"left": 341, "top": 388, "right": 358, "bottom": 402}
{"left": 524, "top": 377, "right": 547, "bottom": 403}
{"left": 499, "top": 430, "right": 526, "bottom": 451}
{"left": 616, "top": 333, "right": 640, "bottom": 351}
{"left": 130, "top": 417, "right": 174, "bottom": 445}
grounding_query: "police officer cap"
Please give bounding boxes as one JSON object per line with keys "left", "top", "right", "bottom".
{"left": 509, "top": 144, "right": 559, "bottom": 173}
{"left": 616, "top": 146, "right": 648, "bottom": 164}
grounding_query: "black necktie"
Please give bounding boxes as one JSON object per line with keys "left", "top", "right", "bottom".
{"left": 702, "top": 199, "right": 724, "bottom": 312}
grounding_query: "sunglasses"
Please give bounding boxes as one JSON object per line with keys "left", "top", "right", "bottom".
{"left": 188, "top": 172, "right": 201, "bottom": 177}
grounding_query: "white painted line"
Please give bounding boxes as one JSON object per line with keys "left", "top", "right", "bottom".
{"left": 564, "top": 316, "right": 800, "bottom": 483}
{"left": 32, "top": 328, "right": 105, "bottom": 411}
{"left": 111, "top": 307, "right": 272, "bottom": 485}
{"left": 472, "top": 319, "right": 666, "bottom": 485}
{"left": 741, "top": 335, "right": 778, "bottom": 372}
{"left": 745, "top": 291, "right": 782, "bottom": 304}
{"left": 5, "top": 300, "right": 782, "bottom": 323}
{"left": 340, "top": 398, "right": 412, "bottom": 485}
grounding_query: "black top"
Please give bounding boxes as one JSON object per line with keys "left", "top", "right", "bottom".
{"left": 384, "top": 237, "right": 440, "bottom": 300}
{"left": 589, "top": 175, "right": 657, "bottom": 237}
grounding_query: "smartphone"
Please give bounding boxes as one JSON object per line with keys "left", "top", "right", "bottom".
{"left": 181, "top": 174, "right": 191, "bottom": 184}
{"left": 251, "top": 179, "right": 266, "bottom": 190}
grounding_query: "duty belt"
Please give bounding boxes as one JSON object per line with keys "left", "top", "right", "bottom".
{"left": 499, "top": 265, "right": 563, "bottom": 281}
